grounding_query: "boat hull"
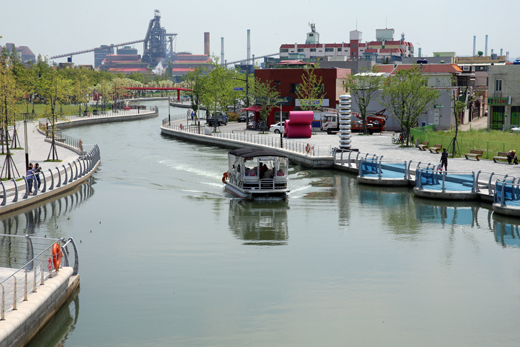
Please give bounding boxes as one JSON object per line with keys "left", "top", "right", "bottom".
{"left": 224, "top": 183, "right": 288, "bottom": 200}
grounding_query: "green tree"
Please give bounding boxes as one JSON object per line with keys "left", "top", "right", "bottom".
{"left": 184, "top": 65, "right": 208, "bottom": 125}
{"left": 344, "top": 66, "right": 386, "bottom": 134}
{"left": 38, "top": 67, "right": 71, "bottom": 160}
{"left": 250, "top": 77, "right": 281, "bottom": 132}
{"left": 295, "top": 64, "right": 326, "bottom": 111}
{"left": 0, "top": 54, "right": 23, "bottom": 178}
{"left": 448, "top": 85, "right": 475, "bottom": 157}
{"left": 380, "top": 66, "right": 440, "bottom": 145}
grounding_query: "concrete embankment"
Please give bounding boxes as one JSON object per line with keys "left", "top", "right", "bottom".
{"left": 0, "top": 268, "right": 80, "bottom": 347}
{"left": 160, "top": 125, "right": 334, "bottom": 169}
{"left": 56, "top": 109, "right": 158, "bottom": 129}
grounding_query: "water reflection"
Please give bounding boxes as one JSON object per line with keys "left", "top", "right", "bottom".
{"left": 228, "top": 199, "right": 289, "bottom": 246}
{"left": 26, "top": 288, "right": 80, "bottom": 347}
{"left": 492, "top": 213, "right": 520, "bottom": 248}
{"left": 0, "top": 179, "right": 96, "bottom": 235}
{"left": 414, "top": 197, "right": 484, "bottom": 227}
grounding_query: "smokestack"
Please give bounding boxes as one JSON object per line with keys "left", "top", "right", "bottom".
{"left": 500, "top": 48, "right": 503, "bottom": 56}
{"left": 221, "top": 37, "right": 224, "bottom": 65}
{"left": 418, "top": 47, "right": 422, "bottom": 58}
{"left": 506, "top": 51, "right": 510, "bottom": 61}
{"left": 204, "top": 32, "right": 210, "bottom": 56}
{"left": 473, "top": 36, "right": 476, "bottom": 56}
{"left": 485, "top": 35, "right": 488, "bottom": 56}
{"left": 247, "top": 29, "right": 251, "bottom": 64}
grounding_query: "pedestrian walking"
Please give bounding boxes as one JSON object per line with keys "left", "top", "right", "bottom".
{"left": 440, "top": 148, "right": 448, "bottom": 172}
{"left": 26, "top": 163, "right": 34, "bottom": 194}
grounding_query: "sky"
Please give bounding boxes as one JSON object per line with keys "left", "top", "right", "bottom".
{"left": 1, "top": 0, "right": 519, "bottom": 66}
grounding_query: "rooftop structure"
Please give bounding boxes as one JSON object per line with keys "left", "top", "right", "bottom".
{"left": 280, "top": 26, "right": 414, "bottom": 63}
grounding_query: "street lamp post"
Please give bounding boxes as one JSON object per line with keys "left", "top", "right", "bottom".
{"left": 23, "top": 112, "right": 29, "bottom": 172}
{"left": 280, "top": 103, "right": 283, "bottom": 148}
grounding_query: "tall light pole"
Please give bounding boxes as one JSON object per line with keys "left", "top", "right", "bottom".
{"left": 23, "top": 112, "right": 29, "bottom": 171}
{"left": 279, "top": 102, "right": 283, "bottom": 148}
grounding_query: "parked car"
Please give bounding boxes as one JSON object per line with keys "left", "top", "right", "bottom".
{"left": 207, "top": 113, "right": 228, "bottom": 126}
{"left": 238, "top": 113, "right": 247, "bottom": 122}
{"left": 269, "top": 122, "right": 285, "bottom": 134}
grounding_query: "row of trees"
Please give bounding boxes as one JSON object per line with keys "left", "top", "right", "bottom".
{"left": 182, "top": 58, "right": 326, "bottom": 131}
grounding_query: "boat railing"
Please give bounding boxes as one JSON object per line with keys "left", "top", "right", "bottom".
{"left": 163, "top": 121, "right": 323, "bottom": 157}
{"left": 358, "top": 158, "right": 408, "bottom": 180}
{"left": 0, "top": 234, "right": 79, "bottom": 319}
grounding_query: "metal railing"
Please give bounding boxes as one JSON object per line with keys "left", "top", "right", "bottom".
{"left": 494, "top": 178, "right": 520, "bottom": 207}
{"left": 358, "top": 158, "right": 408, "bottom": 180}
{"left": 415, "top": 169, "right": 477, "bottom": 193}
{"left": 163, "top": 120, "right": 323, "bottom": 157}
{"left": 0, "top": 234, "right": 79, "bottom": 320}
{"left": 0, "top": 145, "right": 101, "bottom": 206}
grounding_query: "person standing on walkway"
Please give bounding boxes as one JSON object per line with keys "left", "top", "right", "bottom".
{"left": 507, "top": 150, "right": 518, "bottom": 165}
{"left": 440, "top": 148, "right": 448, "bottom": 172}
{"left": 26, "top": 163, "right": 34, "bottom": 194}
{"left": 34, "top": 163, "right": 42, "bottom": 189}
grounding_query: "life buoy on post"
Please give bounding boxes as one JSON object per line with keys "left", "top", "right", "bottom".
{"left": 222, "top": 172, "right": 229, "bottom": 184}
{"left": 52, "top": 243, "right": 62, "bottom": 271}
{"left": 306, "top": 143, "right": 311, "bottom": 154}
{"left": 180, "top": 124, "right": 184, "bottom": 130}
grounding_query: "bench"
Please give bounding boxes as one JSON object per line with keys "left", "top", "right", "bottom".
{"left": 417, "top": 141, "right": 429, "bottom": 151}
{"left": 428, "top": 144, "right": 442, "bottom": 154}
{"left": 493, "top": 151, "right": 509, "bottom": 163}
{"left": 465, "top": 149, "right": 484, "bottom": 161}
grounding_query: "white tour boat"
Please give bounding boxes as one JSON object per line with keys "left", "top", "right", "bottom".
{"left": 222, "top": 148, "right": 290, "bottom": 200}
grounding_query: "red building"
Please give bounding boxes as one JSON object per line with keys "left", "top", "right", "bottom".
{"left": 250, "top": 67, "right": 350, "bottom": 126}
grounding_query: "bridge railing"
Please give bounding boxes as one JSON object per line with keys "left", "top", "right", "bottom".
{"left": 0, "top": 234, "right": 79, "bottom": 319}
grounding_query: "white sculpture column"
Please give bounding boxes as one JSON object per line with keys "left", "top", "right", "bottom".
{"left": 338, "top": 95, "right": 352, "bottom": 150}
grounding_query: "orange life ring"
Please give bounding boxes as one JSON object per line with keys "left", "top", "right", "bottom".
{"left": 52, "top": 243, "right": 62, "bottom": 270}
{"left": 180, "top": 124, "right": 184, "bottom": 130}
{"left": 222, "top": 172, "right": 229, "bottom": 184}
{"left": 306, "top": 143, "right": 311, "bottom": 153}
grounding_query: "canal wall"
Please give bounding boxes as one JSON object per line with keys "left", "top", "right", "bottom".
{"left": 55, "top": 109, "right": 158, "bottom": 129}
{"left": 160, "top": 126, "right": 334, "bottom": 169}
{"left": 0, "top": 268, "right": 80, "bottom": 347}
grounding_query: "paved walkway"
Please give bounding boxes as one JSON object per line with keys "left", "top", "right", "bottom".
{"left": 3, "top": 122, "right": 78, "bottom": 180}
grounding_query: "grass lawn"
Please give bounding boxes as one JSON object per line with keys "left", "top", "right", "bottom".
{"left": 412, "top": 128, "right": 520, "bottom": 160}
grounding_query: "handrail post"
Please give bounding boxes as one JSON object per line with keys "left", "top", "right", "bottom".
{"left": 1, "top": 283, "right": 4, "bottom": 320}
{"left": 501, "top": 180, "right": 506, "bottom": 207}
{"left": 378, "top": 159, "right": 382, "bottom": 179}
{"left": 22, "top": 177, "right": 29, "bottom": 199}
{"left": 475, "top": 170, "right": 481, "bottom": 193}
{"left": 442, "top": 171, "right": 446, "bottom": 193}
{"left": 358, "top": 159, "right": 364, "bottom": 177}
{"left": 24, "top": 268, "right": 28, "bottom": 301}
{"left": 13, "top": 277, "right": 17, "bottom": 310}
{"left": 41, "top": 255, "right": 44, "bottom": 285}
{"left": 340, "top": 150, "right": 344, "bottom": 165}
{"left": 472, "top": 171, "right": 477, "bottom": 193}
{"left": 0, "top": 181, "right": 6, "bottom": 206}
{"left": 49, "top": 169, "right": 55, "bottom": 190}
{"left": 68, "top": 163, "right": 73, "bottom": 183}
{"left": 404, "top": 160, "right": 408, "bottom": 179}
{"left": 56, "top": 167, "right": 61, "bottom": 188}
{"left": 41, "top": 171, "right": 47, "bottom": 193}
{"left": 348, "top": 151, "right": 353, "bottom": 167}
{"left": 12, "top": 179, "right": 18, "bottom": 203}
{"left": 62, "top": 165, "right": 68, "bottom": 185}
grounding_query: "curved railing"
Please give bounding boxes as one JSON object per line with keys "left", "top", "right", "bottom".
{"left": 162, "top": 119, "right": 322, "bottom": 157}
{"left": 494, "top": 178, "right": 520, "bottom": 207}
{"left": 0, "top": 145, "right": 100, "bottom": 206}
{"left": 0, "top": 234, "right": 79, "bottom": 319}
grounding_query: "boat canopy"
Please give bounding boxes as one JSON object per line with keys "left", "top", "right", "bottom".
{"left": 228, "top": 148, "right": 286, "bottom": 159}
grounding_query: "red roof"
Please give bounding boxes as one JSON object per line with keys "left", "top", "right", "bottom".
{"left": 108, "top": 68, "right": 148, "bottom": 72}
{"left": 171, "top": 68, "right": 195, "bottom": 72}
{"left": 243, "top": 106, "right": 261, "bottom": 112}
{"left": 374, "top": 65, "right": 396, "bottom": 73}
{"left": 172, "top": 60, "right": 210, "bottom": 64}
{"left": 278, "top": 60, "right": 314, "bottom": 65}
{"left": 391, "top": 64, "right": 462, "bottom": 75}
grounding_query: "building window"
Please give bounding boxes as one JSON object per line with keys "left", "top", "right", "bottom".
{"left": 297, "top": 49, "right": 304, "bottom": 52}
{"left": 338, "top": 48, "right": 342, "bottom": 52}
{"left": 352, "top": 44, "right": 357, "bottom": 48}
{"left": 495, "top": 79, "right": 502, "bottom": 92}
{"left": 325, "top": 48, "right": 334, "bottom": 52}
{"left": 280, "top": 49, "right": 288, "bottom": 53}
{"left": 310, "top": 48, "right": 316, "bottom": 52}
{"left": 290, "top": 83, "right": 300, "bottom": 93}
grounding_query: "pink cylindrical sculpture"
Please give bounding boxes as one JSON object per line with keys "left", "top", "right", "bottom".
{"left": 286, "top": 111, "right": 313, "bottom": 138}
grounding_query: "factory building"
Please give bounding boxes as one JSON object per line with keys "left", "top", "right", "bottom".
{"left": 280, "top": 25, "right": 414, "bottom": 63}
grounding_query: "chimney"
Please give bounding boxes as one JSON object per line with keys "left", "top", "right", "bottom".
{"left": 485, "top": 35, "right": 488, "bottom": 56}
{"left": 247, "top": 29, "right": 251, "bottom": 64}
{"left": 473, "top": 36, "right": 476, "bottom": 56}
{"left": 204, "top": 32, "right": 210, "bottom": 56}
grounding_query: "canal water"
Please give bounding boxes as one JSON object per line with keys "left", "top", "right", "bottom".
{"left": 3, "top": 100, "right": 520, "bottom": 346}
